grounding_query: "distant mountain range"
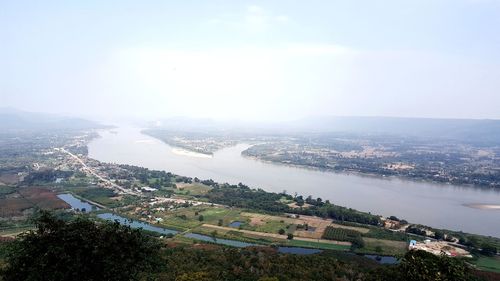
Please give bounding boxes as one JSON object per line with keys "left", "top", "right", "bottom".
{"left": 291, "top": 116, "right": 500, "bottom": 141}
{"left": 0, "top": 108, "right": 107, "bottom": 131}
{"left": 150, "top": 116, "right": 500, "bottom": 145}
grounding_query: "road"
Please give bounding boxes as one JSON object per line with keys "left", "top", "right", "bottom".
{"left": 58, "top": 148, "right": 141, "bottom": 196}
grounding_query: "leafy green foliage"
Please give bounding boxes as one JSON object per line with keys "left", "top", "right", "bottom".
{"left": 22, "top": 170, "right": 74, "bottom": 185}
{"left": 153, "top": 247, "right": 368, "bottom": 281}
{"left": 205, "top": 185, "right": 288, "bottom": 213}
{"left": 323, "top": 226, "right": 361, "bottom": 242}
{"left": 480, "top": 244, "right": 498, "bottom": 257}
{"left": 297, "top": 203, "right": 381, "bottom": 226}
{"left": 204, "top": 185, "right": 381, "bottom": 225}
{"left": 322, "top": 226, "right": 364, "bottom": 250}
{"left": 363, "top": 227, "right": 410, "bottom": 241}
{"left": 1, "top": 211, "right": 161, "bottom": 281}
{"left": 368, "top": 250, "right": 480, "bottom": 281}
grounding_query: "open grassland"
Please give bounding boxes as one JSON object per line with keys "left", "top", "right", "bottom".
{"left": 161, "top": 216, "right": 200, "bottom": 230}
{"left": 156, "top": 206, "right": 246, "bottom": 230}
{"left": 249, "top": 220, "right": 291, "bottom": 234}
{"left": 175, "top": 183, "right": 212, "bottom": 196}
{"left": 192, "top": 224, "right": 351, "bottom": 251}
{"left": 201, "top": 224, "right": 351, "bottom": 245}
{"left": 473, "top": 257, "right": 500, "bottom": 273}
{"left": 330, "top": 222, "right": 370, "bottom": 234}
{"left": 202, "top": 224, "right": 289, "bottom": 240}
{"left": 359, "top": 237, "right": 408, "bottom": 256}
{"left": 241, "top": 212, "right": 369, "bottom": 239}
{"left": 192, "top": 226, "right": 275, "bottom": 245}
{"left": 286, "top": 239, "right": 351, "bottom": 251}
{"left": 72, "top": 187, "right": 122, "bottom": 208}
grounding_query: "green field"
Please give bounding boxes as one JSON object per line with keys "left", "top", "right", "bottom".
{"left": 286, "top": 239, "right": 351, "bottom": 251}
{"left": 189, "top": 227, "right": 274, "bottom": 245}
{"left": 158, "top": 207, "right": 246, "bottom": 230}
{"left": 250, "top": 220, "right": 291, "bottom": 234}
{"left": 162, "top": 216, "right": 200, "bottom": 229}
{"left": 323, "top": 226, "right": 362, "bottom": 242}
{"left": 357, "top": 237, "right": 408, "bottom": 256}
{"left": 175, "top": 183, "right": 212, "bottom": 196}
{"left": 473, "top": 257, "right": 500, "bottom": 273}
{"left": 199, "top": 208, "right": 246, "bottom": 225}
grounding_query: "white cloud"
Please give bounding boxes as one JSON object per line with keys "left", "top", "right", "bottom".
{"left": 205, "top": 5, "right": 290, "bottom": 33}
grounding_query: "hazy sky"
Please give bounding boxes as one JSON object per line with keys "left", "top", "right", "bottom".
{"left": 1, "top": 0, "right": 500, "bottom": 121}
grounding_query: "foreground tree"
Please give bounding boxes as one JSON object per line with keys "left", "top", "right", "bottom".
{"left": 1, "top": 212, "right": 161, "bottom": 281}
{"left": 368, "top": 250, "right": 480, "bottom": 281}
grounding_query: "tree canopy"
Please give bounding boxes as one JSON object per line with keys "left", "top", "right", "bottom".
{"left": 1, "top": 212, "right": 161, "bottom": 281}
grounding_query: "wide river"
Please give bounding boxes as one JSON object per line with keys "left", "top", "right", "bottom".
{"left": 88, "top": 128, "right": 500, "bottom": 238}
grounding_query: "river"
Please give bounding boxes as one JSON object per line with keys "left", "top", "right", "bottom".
{"left": 88, "top": 128, "right": 500, "bottom": 238}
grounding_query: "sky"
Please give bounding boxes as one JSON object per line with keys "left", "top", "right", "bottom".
{"left": 1, "top": 0, "right": 500, "bottom": 122}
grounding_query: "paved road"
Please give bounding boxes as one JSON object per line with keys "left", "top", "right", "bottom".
{"left": 58, "top": 148, "right": 141, "bottom": 196}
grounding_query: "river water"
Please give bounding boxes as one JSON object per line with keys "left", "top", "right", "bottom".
{"left": 88, "top": 128, "right": 500, "bottom": 237}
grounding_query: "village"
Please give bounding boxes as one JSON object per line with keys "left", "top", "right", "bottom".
{"left": 45, "top": 143, "right": 473, "bottom": 259}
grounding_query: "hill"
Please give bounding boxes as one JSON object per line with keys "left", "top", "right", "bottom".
{"left": 0, "top": 108, "right": 107, "bottom": 132}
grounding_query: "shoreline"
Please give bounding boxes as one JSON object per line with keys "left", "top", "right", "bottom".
{"left": 86, "top": 129, "right": 500, "bottom": 238}
{"left": 239, "top": 153, "right": 496, "bottom": 191}
{"left": 137, "top": 131, "right": 499, "bottom": 191}
{"left": 464, "top": 204, "right": 500, "bottom": 210}
{"left": 171, "top": 148, "right": 213, "bottom": 158}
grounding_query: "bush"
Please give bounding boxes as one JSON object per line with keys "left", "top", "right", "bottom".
{"left": 1, "top": 211, "right": 161, "bottom": 281}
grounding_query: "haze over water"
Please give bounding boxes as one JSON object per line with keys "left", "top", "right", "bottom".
{"left": 89, "top": 128, "right": 500, "bottom": 238}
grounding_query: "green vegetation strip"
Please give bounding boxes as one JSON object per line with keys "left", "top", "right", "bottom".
{"left": 286, "top": 239, "right": 351, "bottom": 251}
{"left": 473, "top": 257, "right": 500, "bottom": 273}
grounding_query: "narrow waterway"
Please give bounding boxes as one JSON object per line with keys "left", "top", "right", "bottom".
{"left": 88, "top": 128, "right": 500, "bottom": 237}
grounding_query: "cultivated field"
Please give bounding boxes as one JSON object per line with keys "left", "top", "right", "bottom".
{"left": 0, "top": 187, "right": 69, "bottom": 217}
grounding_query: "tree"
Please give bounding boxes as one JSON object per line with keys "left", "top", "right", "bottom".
{"left": 210, "top": 230, "right": 218, "bottom": 241}
{"left": 258, "top": 277, "right": 279, "bottom": 281}
{"left": 350, "top": 237, "right": 365, "bottom": 250}
{"left": 198, "top": 215, "right": 204, "bottom": 222}
{"left": 218, "top": 219, "right": 223, "bottom": 226}
{"left": 367, "top": 250, "right": 477, "bottom": 281}
{"left": 2, "top": 211, "right": 161, "bottom": 281}
{"left": 176, "top": 272, "right": 212, "bottom": 281}
{"left": 287, "top": 233, "right": 294, "bottom": 240}
{"left": 480, "top": 243, "right": 497, "bottom": 256}
{"left": 434, "top": 230, "right": 444, "bottom": 240}
{"left": 278, "top": 229, "right": 285, "bottom": 235}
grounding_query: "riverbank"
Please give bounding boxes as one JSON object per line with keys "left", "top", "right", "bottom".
{"left": 464, "top": 204, "right": 500, "bottom": 210}
{"left": 87, "top": 128, "right": 500, "bottom": 238}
